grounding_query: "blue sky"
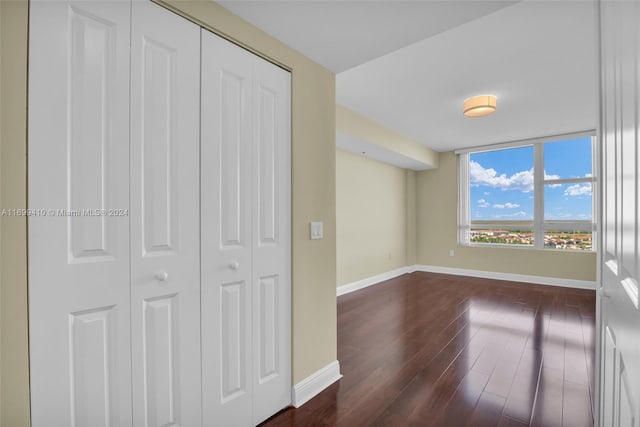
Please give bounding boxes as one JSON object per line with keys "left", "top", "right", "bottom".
{"left": 470, "top": 137, "right": 592, "bottom": 221}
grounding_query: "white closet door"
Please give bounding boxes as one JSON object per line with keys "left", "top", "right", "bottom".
{"left": 28, "top": 1, "right": 132, "bottom": 426}
{"left": 201, "top": 30, "right": 254, "bottom": 427}
{"left": 129, "top": 2, "right": 202, "bottom": 426}
{"left": 251, "top": 56, "right": 291, "bottom": 426}
{"left": 201, "top": 29, "right": 291, "bottom": 427}
{"left": 598, "top": 1, "right": 640, "bottom": 426}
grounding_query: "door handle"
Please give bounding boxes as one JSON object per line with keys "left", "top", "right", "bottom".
{"left": 600, "top": 288, "right": 611, "bottom": 298}
{"left": 155, "top": 271, "right": 169, "bottom": 282}
{"left": 229, "top": 261, "right": 240, "bottom": 271}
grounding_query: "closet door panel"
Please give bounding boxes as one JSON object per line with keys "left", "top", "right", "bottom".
{"left": 130, "top": 2, "right": 201, "bottom": 426}
{"left": 28, "top": 1, "right": 132, "bottom": 426}
{"left": 251, "top": 57, "right": 292, "bottom": 425}
{"left": 201, "top": 30, "right": 254, "bottom": 427}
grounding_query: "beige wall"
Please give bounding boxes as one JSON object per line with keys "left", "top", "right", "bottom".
{"left": 0, "top": 2, "right": 3, "bottom": 423}
{"left": 1, "top": 0, "right": 30, "bottom": 426}
{"left": 335, "top": 148, "right": 596, "bottom": 283}
{"left": 406, "top": 170, "right": 417, "bottom": 266}
{"left": 1, "top": 0, "right": 337, "bottom": 423}
{"left": 416, "top": 151, "right": 597, "bottom": 281}
{"left": 336, "top": 150, "right": 407, "bottom": 286}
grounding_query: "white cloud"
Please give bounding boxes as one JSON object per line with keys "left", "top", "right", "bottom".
{"left": 544, "top": 171, "right": 562, "bottom": 188}
{"left": 477, "top": 198, "right": 490, "bottom": 207}
{"left": 564, "top": 183, "right": 592, "bottom": 196}
{"left": 544, "top": 171, "right": 561, "bottom": 181}
{"left": 484, "top": 192, "right": 490, "bottom": 196}
{"left": 493, "top": 202, "right": 520, "bottom": 209}
{"left": 469, "top": 161, "right": 534, "bottom": 192}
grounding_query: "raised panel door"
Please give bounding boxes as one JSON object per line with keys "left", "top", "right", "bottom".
{"left": 28, "top": 1, "right": 132, "bottom": 425}
{"left": 598, "top": 1, "right": 640, "bottom": 425}
{"left": 251, "top": 56, "right": 292, "bottom": 426}
{"left": 201, "top": 29, "right": 254, "bottom": 427}
{"left": 130, "top": 2, "right": 202, "bottom": 426}
{"left": 201, "top": 29, "right": 292, "bottom": 426}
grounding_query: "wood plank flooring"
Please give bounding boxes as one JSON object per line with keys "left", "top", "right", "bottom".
{"left": 262, "top": 272, "right": 596, "bottom": 427}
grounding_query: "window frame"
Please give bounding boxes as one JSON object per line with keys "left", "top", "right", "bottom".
{"left": 457, "top": 132, "right": 597, "bottom": 251}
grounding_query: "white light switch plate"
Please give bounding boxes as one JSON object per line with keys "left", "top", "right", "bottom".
{"left": 310, "top": 221, "right": 323, "bottom": 240}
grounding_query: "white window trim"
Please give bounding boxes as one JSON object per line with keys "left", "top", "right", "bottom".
{"left": 458, "top": 132, "right": 597, "bottom": 251}
{"left": 458, "top": 152, "right": 470, "bottom": 245}
{"left": 454, "top": 130, "right": 595, "bottom": 155}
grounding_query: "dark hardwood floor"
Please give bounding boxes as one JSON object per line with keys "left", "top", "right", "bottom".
{"left": 262, "top": 272, "right": 596, "bottom": 427}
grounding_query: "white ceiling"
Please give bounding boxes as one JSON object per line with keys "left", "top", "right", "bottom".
{"left": 337, "top": 1, "right": 598, "bottom": 152}
{"left": 218, "top": 0, "right": 598, "bottom": 154}
{"left": 217, "top": 1, "right": 517, "bottom": 73}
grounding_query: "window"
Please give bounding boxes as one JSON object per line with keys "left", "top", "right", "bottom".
{"left": 458, "top": 133, "right": 595, "bottom": 251}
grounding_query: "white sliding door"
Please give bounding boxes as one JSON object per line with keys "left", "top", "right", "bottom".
{"left": 28, "top": 1, "right": 133, "bottom": 426}
{"left": 201, "top": 29, "right": 291, "bottom": 426}
{"left": 130, "top": 2, "right": 202, "bottom": 426}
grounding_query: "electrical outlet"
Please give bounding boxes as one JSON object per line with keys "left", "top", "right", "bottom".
{"left": 449, "top": 249, "right": 455, "bottom": 257}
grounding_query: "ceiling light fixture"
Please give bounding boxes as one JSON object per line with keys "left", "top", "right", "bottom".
{"left": 463, "top": 95, "right": 497, "bottom": 118}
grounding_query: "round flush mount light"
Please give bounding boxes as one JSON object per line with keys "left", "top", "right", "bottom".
{"left": 463, "top": 95, "right": 497, "bottom": 118}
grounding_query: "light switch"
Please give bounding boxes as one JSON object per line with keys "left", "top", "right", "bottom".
{"left": 310, "top": 221, "right": 323, "bottom": 240}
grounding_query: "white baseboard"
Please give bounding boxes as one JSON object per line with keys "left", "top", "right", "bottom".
{"left": 414, "top": 264, "right": 596, "bottom": 290}
{"left": 336, "top": 263, "right": 595, "bottom": 296}
{"left": 337, "top": 266, "right": 412, "bottom": 296}
{"left": 292, "top": 360, "right": 342, "bottom": 408}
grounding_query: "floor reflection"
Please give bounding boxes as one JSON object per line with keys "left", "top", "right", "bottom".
{"left": 261, "top": 273, "right": 596, "bottom": 427}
